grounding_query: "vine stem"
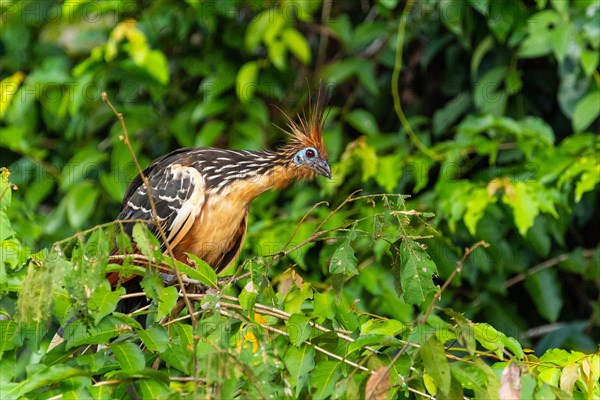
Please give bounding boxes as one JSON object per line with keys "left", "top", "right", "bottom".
{"left": 391, "top": 0, "right": 442, "bottom": 162}
{"left": 101, "top": 93, "right": 200, "bottom": 390}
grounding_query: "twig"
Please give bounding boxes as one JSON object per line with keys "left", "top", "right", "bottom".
{"left": 281, "top": 200, "right": 329, "bottom": 252}
{"left": 219, "top": 309, "right": 373, "bottom": 373}
{"left": 101, "top": 93, "right": 200, "bottom": 384}
{"left": 504, "top": 249, "right": 594, "bottom": 289}
{"left": 421, "top": 240, "right": 489, "bottom": 323}
{"left": 266, "top": 190, "right": 362, "bottom": 263}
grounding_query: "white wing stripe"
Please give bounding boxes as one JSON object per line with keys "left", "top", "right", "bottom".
{"left": 166, "top": 164, "right": 205, "bottom": 247}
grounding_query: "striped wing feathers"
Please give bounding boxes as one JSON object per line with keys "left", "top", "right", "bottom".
{"left": 117, "top": 157, "right": 205, "bottom": 250}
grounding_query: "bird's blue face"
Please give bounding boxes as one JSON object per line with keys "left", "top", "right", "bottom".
{"left": 293, "top": 147, "right": 332, "bottom": 178}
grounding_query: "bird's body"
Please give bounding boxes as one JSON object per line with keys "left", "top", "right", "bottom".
{"left": 111, "top": 101, "right": 331, "bottom": 284}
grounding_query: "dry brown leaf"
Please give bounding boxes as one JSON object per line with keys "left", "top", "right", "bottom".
{"left": 365, "top": 366, "right": 390, "bottom": 400}
{"left": 498, "top": 362, "right": 521, "bottom": 400}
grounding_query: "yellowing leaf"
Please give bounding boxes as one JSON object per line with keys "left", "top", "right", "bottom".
{"left": 464, "top": 187, "right": 495, "bottom": 235}
{"left": 559, "top": 362, "right": 579, "bottom": 394}
{"left": 0, "top": 71, "right": 25, "bottom": 119}
{"left": 503, "top": 182, "right": 538, "bottom": 236}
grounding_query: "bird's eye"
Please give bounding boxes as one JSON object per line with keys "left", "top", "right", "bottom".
{"left": 305, "top": 148, "right": 316, "bottom": 158}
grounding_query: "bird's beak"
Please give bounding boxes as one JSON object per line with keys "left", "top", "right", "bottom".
{"left": 314, "top": 159, "right": 332, "bottom": 179}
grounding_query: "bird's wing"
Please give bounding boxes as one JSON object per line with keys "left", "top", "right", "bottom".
{"left": 116, "top": 160, "right": 206, "bottom": 251}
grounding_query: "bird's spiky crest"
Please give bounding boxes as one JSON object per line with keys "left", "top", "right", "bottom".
{"left": 279, "top": 90, "right": 329, "bottom": 158}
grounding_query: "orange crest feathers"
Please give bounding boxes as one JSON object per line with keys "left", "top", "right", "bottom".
{"left": 283, "top": 91, "right": 329, "bottom": 158}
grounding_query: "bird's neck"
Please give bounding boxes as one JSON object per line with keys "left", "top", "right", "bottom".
{"left": 218, "top": 150, "right": 310, "bottom": 204}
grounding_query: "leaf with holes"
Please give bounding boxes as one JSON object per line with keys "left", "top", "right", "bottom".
{"left": 329, "top": 237, "right": 358, "bottom": 276}
{"left": 398, "top": 241, "right": 438, "bottom": 306}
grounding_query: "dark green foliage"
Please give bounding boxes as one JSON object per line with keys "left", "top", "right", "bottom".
{"left": 1, "top": 0, "right": 599, "bottom": 398}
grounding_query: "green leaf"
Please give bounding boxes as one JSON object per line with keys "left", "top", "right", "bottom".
{"left": 245, "top": 10, "right": 272, "bottom": 51}
{"left": 580, "top": 50, "right": 599, "bottom": 76}
{"left": 162, "top": 324, "right": 192, "bottom": 373}
{"left": 286, "top": 313, "right": 311, "bottom": 347}
{"left": 238, "top": 280, "right": 258, "bottom": 314}
{"left": 110, "top": 342, "right": 146, "bottom": 372}
{"left": 472, "top": 323, "right": 504, "bottom": 358}
{"left": 4, "top": 365, "right": 89, "bottom": 398}
{"left": 88, "top": 285, "right": 125, "bottom": 325}
{"left": 575, "top": 163, "right": 600, "bottom": 202}
{"left": 282, "top": 28, "right": 311, "bottom": 64}
{"left": 518, "top": 11, "right": 558, "bottom": 58}
{"left": 138, "top": 325, "right": 169, "bottom": 353}
{"left": 157, "top": 285, "right": 178, "bottom": 321}
{"left": 284, "top": 344, "right": 315, "bottom": 397}
{"left": 451, "top": 362, "right": 487, "bottom": 391}
{"left": 141, "top": 50, "right": 169, "bottom": 85}
{"left": 399, "top": 241, "right": 438, "bottom": 305}
{"left": 572, "top": 90, "right": 600, "bottom": 132}
{"left": 474, "top": 66, "right": 508, "bottom": 115}
{"left": 132, "top": 223, "right": 161, "bottom": 260}
{"left": 421, "top": 335, "right": 451, "bottom": 396}
{"left": 375, "top": 154, "right": 403, "bottom": 192}
{"left": 268, "top": 39, "right": 287, "bottom": 70}
{"left": 66, "top": 182, "right": 100, "bottom": 228}
{"left": 0, "top": 169, "right": 12, "bottom": 210}
{"left": 64, "top": 316, "right": 124, "bottom": 349}
{"left": 77, "top": 352, "right": 107, "bottom": 374}
{"left": 182, "top": 254, "right": 218, "bottom": 288}
{"left": 439, "top": 0, "right": 465, "bottom": 37}
{"left": 433, "top": 92, "right": 472, "bottom": 136}
{"left": 236, "top": 61, "right": 259, "bottom": 102}
{"left": 135, "top": 379, "right": 171, "bottom": 399}
{"left": 0, "top": 319, "right": 17, "bottom": 354}
{"left": 329, "top": 237, "right": 358, "bottom": 276}
{"left": 59, "top": 150, "right": 108, "bottom": 191}
{"left": 312, "top": 292, "right": 335, "bottom": 321}
{"left": 361, "top": 318, "right": 404, "bottom": 336}
{"left": 524, "top": 268, "right": 563, "bottom": 322}
{"left": 0, "top": 211, "right": 15, "bottom": 241}
{"left": 311, "top": 361, "right": 342, "bottom": 400}
{"left": 346, "top": 108, "right": 379, "bottom": 136}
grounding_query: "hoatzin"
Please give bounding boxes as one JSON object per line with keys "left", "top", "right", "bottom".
{"left": 108, "top": 101, "right": 331, "bottom": 311}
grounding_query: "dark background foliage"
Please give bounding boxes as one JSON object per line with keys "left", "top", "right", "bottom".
{"left": 1, "top": 0, "right": 599, "bottom": 396}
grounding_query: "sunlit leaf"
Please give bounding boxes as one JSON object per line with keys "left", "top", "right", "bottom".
{"left": 285, "top": 344, "right": 315, "bottom": 397}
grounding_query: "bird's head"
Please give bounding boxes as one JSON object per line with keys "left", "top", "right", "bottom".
{"left": 278, "top": 95, "right": 332, "bottom": 180}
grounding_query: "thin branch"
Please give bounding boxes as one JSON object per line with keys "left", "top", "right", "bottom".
{"left": 102, "top": 93, "right": 202, "bottom": 384}
{"left": 219, "top": 309, "right": 374, "bottom": 373}
{"left": 504, "top": 249, "right": 595, "bottom": 289}
{"left": 421, "top": 240, "right": 489, "bottom": 323}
